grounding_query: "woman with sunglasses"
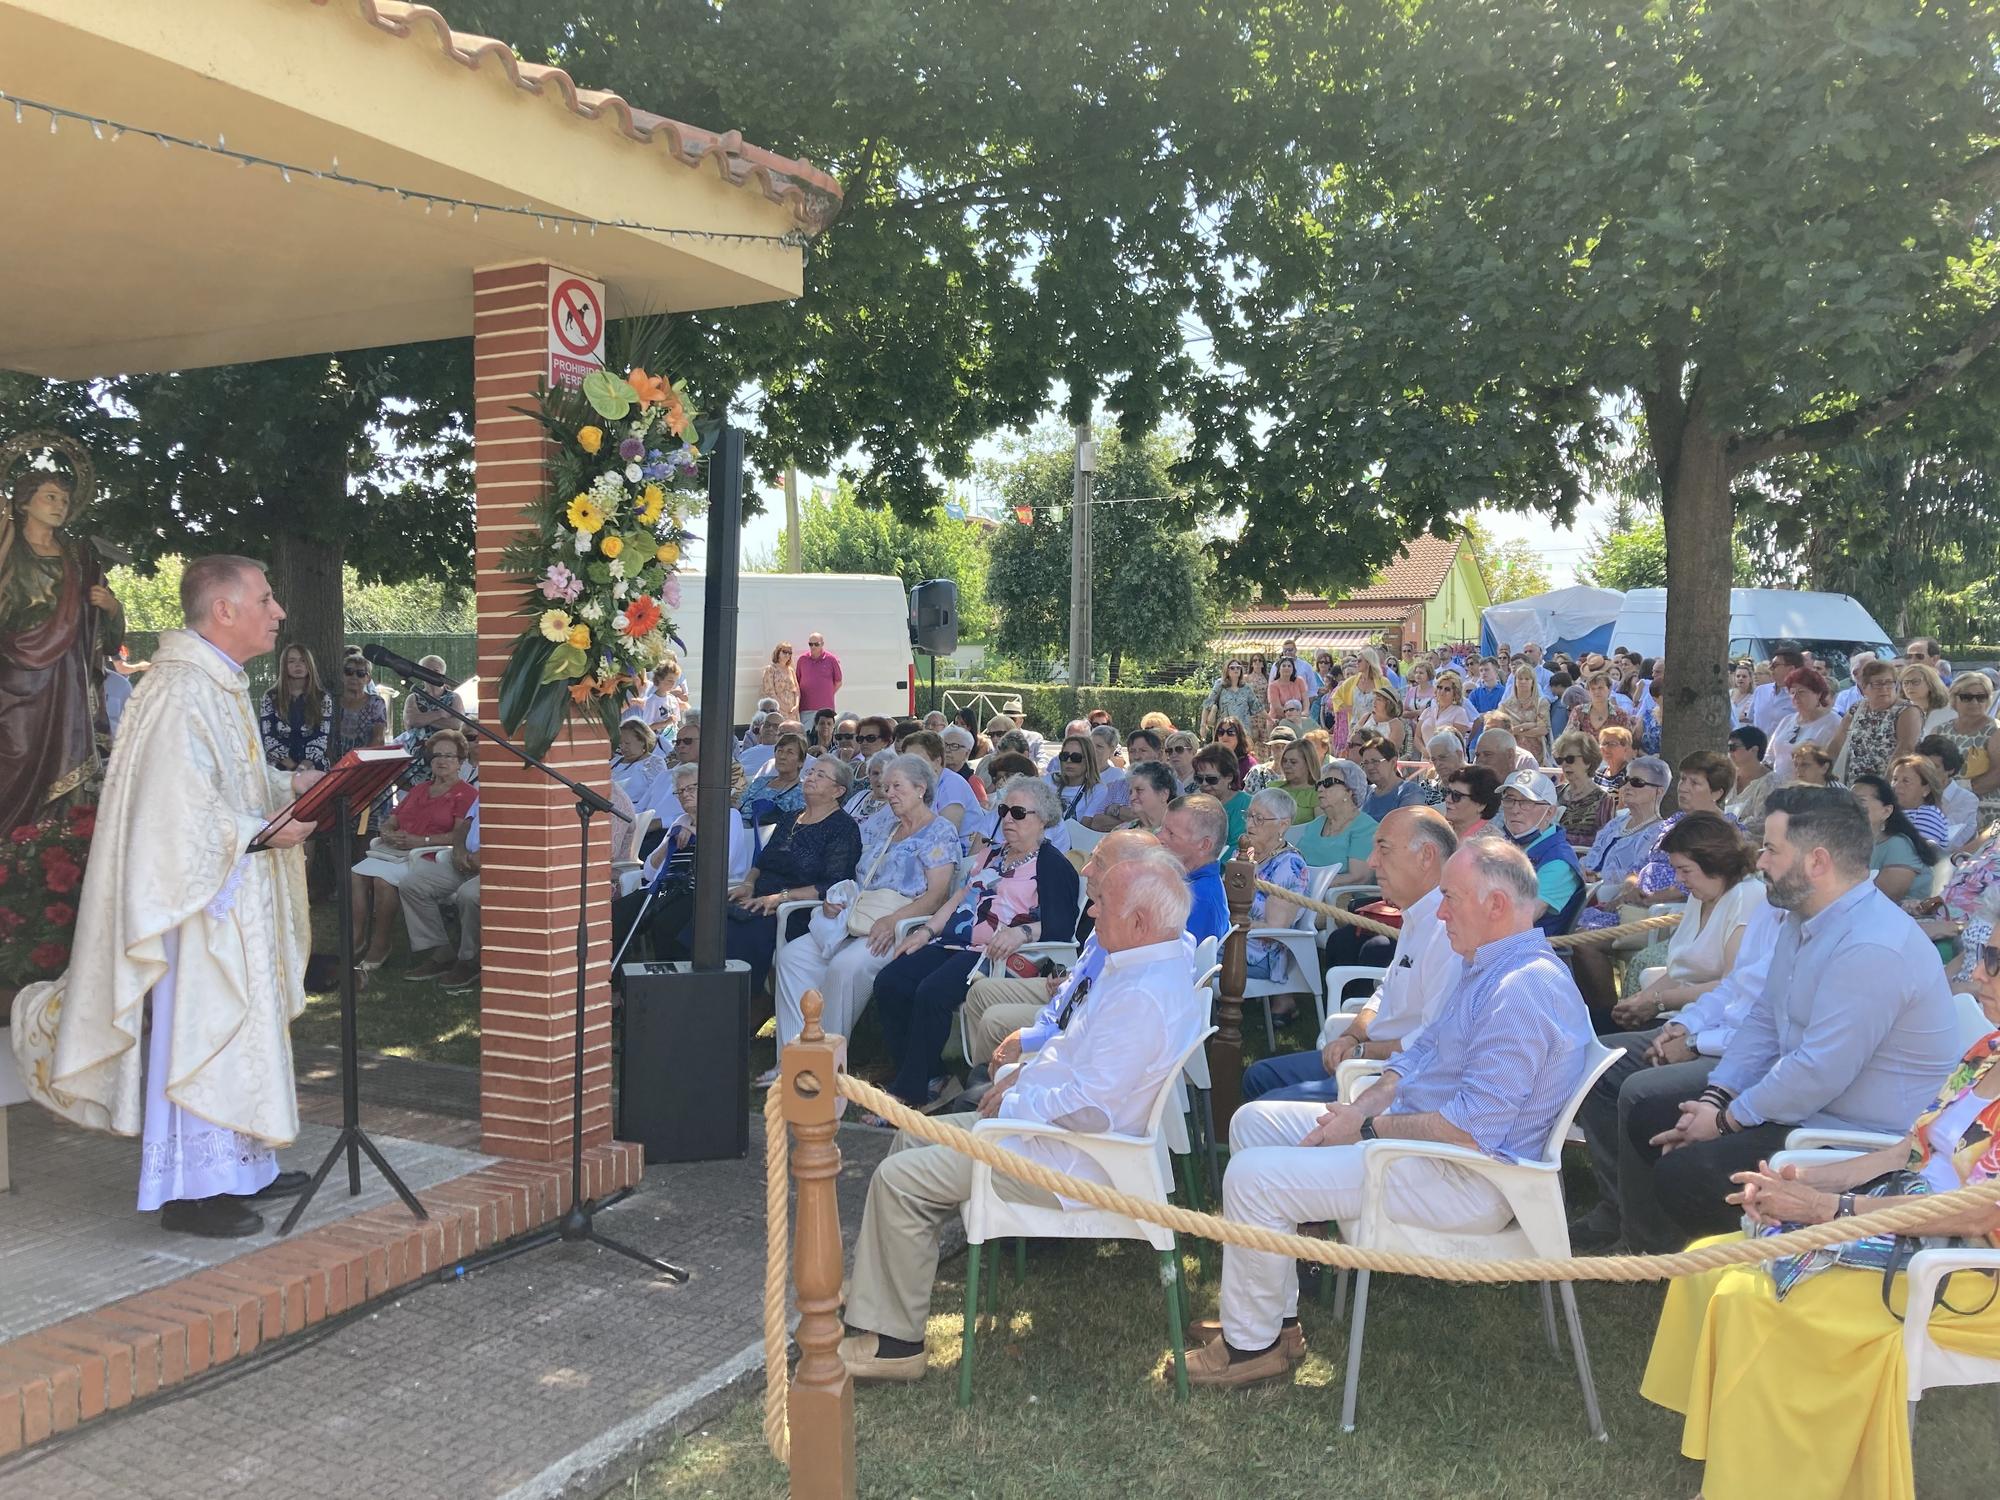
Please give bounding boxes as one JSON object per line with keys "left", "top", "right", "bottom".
{"left": 1441, "top": 764, "right": 1501, "bottom": 841}
{"left": 759, "top": 641, "right": 800, "bottom": 723}
{"left": 1289, "top": 756, "right": 1375, "bottom": 877}
{"left": 1722, "top": 725, "right": 1775, "bottom": 835}
{"left": 1935, "top": 669, "right": 2000, "bottom": 828}
{"left": 1050, "top": 732, "right": 1115, "bottom": 825}
{"left": 1236, "top": 788, "right": 1311, "bottom": 1017}
{"left": 1202, "top": 659, "right": 1258, "bottom": 741}
{"left": 1642, "top": 900, "right": 2000, "bottom": 1500}
{"left": 1191, "top": 744, "right": 1251, "bottom": 854}
{"left": 1416, "top": 670, "right": 1473, "bottom": 747}
{"left": 1568, "top": 756, "right": 1673, "bottom": 1014}
{"left": 1210, "top": 716, "right": 1256, "bottom": 781}
{"left": 1550, "top": 729, "right": 1611, "bottom": 847}
{"left": 331, "top": 650, "right": 393, "bottom": 833}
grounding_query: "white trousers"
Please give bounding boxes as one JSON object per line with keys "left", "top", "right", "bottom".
{"left": 138, "top": 928, "right": 279, "bottom": 1211}
{"left": 773, "top": 918, "right": 895, "bottom": 1047}
{"left": 1219, "top": 1100, "right": 1511, "bottom": 1347}
{"left": 400, "top": 853, "right": 480, "bottom": 960}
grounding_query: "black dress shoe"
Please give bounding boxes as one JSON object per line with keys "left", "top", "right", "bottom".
{"left": 241, "top": 1169, "right": 311, "bottom": 1201}
{"left": 160, "top": 1195, "right": 265, "bottom": 1238}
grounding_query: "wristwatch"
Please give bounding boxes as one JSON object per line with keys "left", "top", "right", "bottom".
{"left": 1359, "top": 1116, "right": 1379, "bottom": 1141}
{"left": 1835, "top": 1193, "right": 1857, "bottom": 1219}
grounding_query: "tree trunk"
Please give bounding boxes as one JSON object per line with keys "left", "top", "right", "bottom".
{"left": 268, "top": 528, "right": 345, "bottom": 692}
{"left": 1658, "top": 416, "right": 1733, "bottom": 772}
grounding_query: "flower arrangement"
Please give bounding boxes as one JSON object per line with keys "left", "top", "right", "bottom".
{"left": 0, "top": 804, "right": 92, "bottom": 987}
{"left": 497, "top": 321, "right": 705, "bottom": 757}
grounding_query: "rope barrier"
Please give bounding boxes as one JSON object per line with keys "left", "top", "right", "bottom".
{"left": 829, "top": 1072, "right": 2000, "bottom": 1281}
{"left": 762, "top": 1086, "right": 791, "bottom": 1464}
{"left": 1263, "top": 878, "right": 1685, "bottom": 950}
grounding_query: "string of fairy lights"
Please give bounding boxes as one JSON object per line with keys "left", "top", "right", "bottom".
{"left": 0, "top": 89, "right": 815, "bottom": 249}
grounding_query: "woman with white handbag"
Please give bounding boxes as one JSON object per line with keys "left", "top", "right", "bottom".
{"left": 772, "top": 753, "right": 962, "bottom": 1051}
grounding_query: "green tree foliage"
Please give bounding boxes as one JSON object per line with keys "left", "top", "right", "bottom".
{"left": 983, "top": 429, "right": 1218, "bottom": 684}
{"left": 1578, "top": 514, "right": 1755, "bottom": 595}
{"left": 780, "top": 482, "right": 991, "bottom": 639}
{"left": 1193, "top": 0, "right": 2000, "bottom": 760}
{"left": 452, "top": 0, "right": 1264, "bottom": 516}
{"left": 0, "top": 347, "right": 471, "bottom": 690}
{"left": 1463, "top": 519, "right": 1552, "bottom": 603}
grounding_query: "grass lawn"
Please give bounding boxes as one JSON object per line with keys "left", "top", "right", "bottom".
{"left": 292, "top": 901, "right": 482, "bottom": 1068}
{"left": 638, "top": 1235, "right": 1999, "bottom": 1500}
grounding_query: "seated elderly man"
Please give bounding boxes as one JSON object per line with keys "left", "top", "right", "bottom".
{"left": 1495, "top": 770, "right": 1585, "bottom": 935}
{"left": 1188, "top": 837, "right": 1596, "bottom": 1386}
{"left": 1473, "top": 727, "right": 1538, "bottom": 783}
{"left": 1241, "top": 807, "right": 1460, "bottom": 1103}
{"left": 839, "top": 853, "right": 1204, "bottom": 1381}
{"left": 1351, "top": 731, "right": 1427, "bottom": 821}
{"left": 1619, "top": 786, "right": 1963, "bottom": 1250}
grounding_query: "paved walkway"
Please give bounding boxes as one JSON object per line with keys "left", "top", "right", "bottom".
{"left": 0, "top": 1119, "right": 894, "bottom": 1500}
{"left": 1, "top": 1107, "right": 491, "bottom": 1342}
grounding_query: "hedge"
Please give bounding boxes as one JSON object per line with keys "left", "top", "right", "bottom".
{"left": 919, "top": 680, "right": 1210, "bottom": 736}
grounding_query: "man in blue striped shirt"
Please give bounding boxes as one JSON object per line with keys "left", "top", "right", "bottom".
{"left": 1189, "top": 837, "right": 1596, "bottom": 1387}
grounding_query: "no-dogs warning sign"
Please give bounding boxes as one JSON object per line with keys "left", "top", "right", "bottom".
{"left": 547, "top": 271, "right": 605, "bottom": 389}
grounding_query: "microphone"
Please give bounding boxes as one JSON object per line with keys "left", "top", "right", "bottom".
{"left": 362, "top": 643, "right": 452, "bottom": 690}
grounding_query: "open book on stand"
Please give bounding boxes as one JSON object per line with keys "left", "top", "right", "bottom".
{"left": 249, "top": 745, "right": 410, "bottom": 852}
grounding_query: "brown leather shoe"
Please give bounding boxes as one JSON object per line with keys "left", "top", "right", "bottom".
{"left": 407, "top": 953, "right": 454, "bottom": 982}
{"left": 1184, "top": 1333, "right": 1292, "bottom": 1388}
{"left": 1187, "top": 1318, "right": 1306, "bottom": 1363}
{"left": 838, "top": 1332, "right": 927, "bottom": 1383}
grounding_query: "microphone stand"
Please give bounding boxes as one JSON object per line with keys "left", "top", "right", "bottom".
{"left": 373, "top": 672, "right": 686, "bottom": 1282}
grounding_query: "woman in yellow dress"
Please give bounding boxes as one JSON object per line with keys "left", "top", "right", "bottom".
{"left": 1641, "top": 913, "right": 2000, "bottom": 1500}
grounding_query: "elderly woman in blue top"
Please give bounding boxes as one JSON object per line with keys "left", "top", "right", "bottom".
{"left": 771, "top": 753, "right": 962, "bottom": 1053}
{"left": 870, "top": 775, "right": 1080, "bottom": 1112}
{"left": 1289, "top": 757, "right": 1377, "bottom": 880}
{"left": 743, "top": 731, "right": 809, "bottom": 822}
{"left": 1239, "top": 788, "right": 1311, "bottom": 1019}
{"left": 1569, "top": 753, "right": 1672, "bottom": 955}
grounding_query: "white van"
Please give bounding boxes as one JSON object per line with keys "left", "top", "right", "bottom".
{"left": 669, "top": 572, "right": 914, "bottom": 726}
{"left": 1610, "top": 588, "right": 1894, "bottom": 684}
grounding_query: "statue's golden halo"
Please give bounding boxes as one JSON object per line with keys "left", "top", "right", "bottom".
{"left": 0, "top": 429, "right": 97, "bottom": 519}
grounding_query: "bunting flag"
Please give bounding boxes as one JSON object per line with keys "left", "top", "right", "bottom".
{"left": 1013, "top": 505, "right": 1035, "bottom": 525}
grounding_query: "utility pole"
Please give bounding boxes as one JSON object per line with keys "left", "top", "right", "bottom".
{"left": 784, "top": 465, "right": 803, "bottom": 572}
{"left": 1067, "top": 421, "right": 1094, "bottom": 688}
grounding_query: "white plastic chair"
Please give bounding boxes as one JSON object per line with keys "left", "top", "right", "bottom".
{"left": 959, "top": 1023, "right": 1217, "bottom": 1404}
{"left": 1061, "top": 819, "right": 1105, "bottom": 857}
{"left": 1955, "top": 990, "right": 1992, "bottom": 1051}
{"left": 948, "top": 939, "right": 1080, "bottom": 1068}
{"left": 1334, "top": 1040, "right": 1623, "bottom": 1437}
{"left": 611, "top": 808, "right": 658, "bottom": 896}
{"left": 1318, "top": 964, "right": 1387, "bottom": 1035}
{"left": 1242, "top": 904, "right": 1326, "bottom": 1049}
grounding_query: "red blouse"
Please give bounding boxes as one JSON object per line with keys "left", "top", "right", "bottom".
{"left": 394, "top": 778, "right": 477, "bottom": 838}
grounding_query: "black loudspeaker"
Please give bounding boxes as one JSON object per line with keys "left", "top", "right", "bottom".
{"left": 910, "top": 577, "right": 959, "bottom": 655}
{"left": 616, "top": 960, "right": 750, "bottom": 1163}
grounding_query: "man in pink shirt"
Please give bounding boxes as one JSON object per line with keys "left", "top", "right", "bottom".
{"left": 795, "top": 631, "right": 843, "bottom": 714}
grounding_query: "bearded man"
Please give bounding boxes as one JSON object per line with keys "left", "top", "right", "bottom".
{"left": 13, "top": 554, "right": 320, "bottom": 1236}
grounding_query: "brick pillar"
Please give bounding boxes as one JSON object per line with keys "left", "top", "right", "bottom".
{"left": 472, "top": 263, "right": 615, "bottom": 1162}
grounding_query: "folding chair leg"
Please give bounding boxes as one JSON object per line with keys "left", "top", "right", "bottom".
{"left": 1199, "top": 1088, "right": 1222, "bottom": 1204}
{"left": 1161, "top": 1246, "right": 1189, "bottom": 1401}
{"left": 1262, "top": 998, "right": 1276, "bottom": 1052}
{"left": 1333, "top": 1267, "right": 1349, "bottom": 1322}
{"left": 1339, "top": 1269, "right": 1370, "bottom": 1431}
{"left": 1014, "top": 1237, "right": 1027, "bottom": 1281}
{"left": 1556, "top": 1282, "right": 1607, "bottom": 1441}
{"left": 1538, "top": 1282, "right": 1559, "bottom": 1351}
{"left": 958, "top": 1241, "right": 982, "bottom": 1408}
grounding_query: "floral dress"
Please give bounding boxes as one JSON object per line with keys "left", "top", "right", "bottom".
{"left": 331, "top": 690, "right": 392, "bottom": 831}
{"left": 258, "top": 689, "right": 332, "bottom": 771}
{"left": 1841, "top": 701, "right": 1915, "bottom": 782}
{"left": 1246, "top": 847, "right": 1309, "bottom": 984}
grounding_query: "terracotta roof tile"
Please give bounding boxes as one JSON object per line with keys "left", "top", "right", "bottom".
{"left": 1344, "top": 535, "right": 1465, "bottom": 603}
{"left": 1229, "top": 600, "right": 1414, "bottom": 628}
{"left": 329, "top": 1, "right": 843, "bottom": 233}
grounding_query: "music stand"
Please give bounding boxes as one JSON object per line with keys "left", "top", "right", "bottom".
{"left": 250, "top": 753, "right": 430, "bottom": 1234}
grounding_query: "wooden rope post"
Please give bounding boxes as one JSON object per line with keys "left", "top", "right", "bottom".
{"left": 1211, "top": 853, "right": 1256, "bottom": 1134}
{"left": 782, "top": 991, "right": 855, "bottom": 1500}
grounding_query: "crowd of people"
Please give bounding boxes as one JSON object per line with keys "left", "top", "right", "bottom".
{"left": 240, "top": 619, "right": 2000, "bottom": 1496}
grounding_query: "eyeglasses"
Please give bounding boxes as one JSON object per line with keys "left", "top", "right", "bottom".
{"left": 343, "top": 666, "right": 370, "bottom": 678}
{"left": 1556, "top": 755, "right": 1581, "bottom": 765}
{"left": 1246, "top": 812, "right": 1285, "bottom": 825}
{"left": 856, "top": 733, "right": 883, "bottom": 746}
{"left": 1216, "top": 728, "right": 1240, "bottom": 738}
{"left": 1625, "top": 779, "right": 1662, "bottom": 791}
{"left": 833, "top": 732, "right": 855, "bottom": 743}
{"left": 1980, "top": 944, "right": 2000, "bottom": 977}
{"left": 1060, "top": 752, "right": 1087, "bottom": 764}
{"left": 996, "top": 804, "right": 1036, "bottom": 822}
{"left": 1955, "top": 691, "right": 1990, "bottom": 703}
{"left": 1193, "top": 773, "right": 1224, "bottom": 787}
{"left": 1443, "top": 788, "right": 1471, "bottom": 803}
{"left": 1316, "top": 776, "right": 1351, "bottom": 791}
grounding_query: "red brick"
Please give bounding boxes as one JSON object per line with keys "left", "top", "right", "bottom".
{"left": 0, "top": 1356, "right": 53, "bottom": 1447}
{"left": 52, "top": 1318, "right": 146, "bottom": 1406}
{"left": 0, "top": 1387, "right": 21, "bottom": 1458}
{"left": 0, "top": 1347, "right": 79, "bottom": 1434}
{"left": 92, "top": 1305, "right": 187, "bottom": 1391}
{"left": 12, "top": 1334, "right": 110, "bottom": 1422}
{"left": 251, "top": 1248, "right": 331, "bottom": 1326}
{"left": 309, "top": 1224, "right": 394, "bottom": 1299}
{"left": 135, "top": 1283, "right": 242, "bottom": 1367}
{"left": 181, "top": 1268, "right": 275, "bottom": 1352}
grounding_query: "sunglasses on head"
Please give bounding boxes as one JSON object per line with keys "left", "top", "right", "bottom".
{"left": 996, "top": 803, "right": 1036, "bottom": 821}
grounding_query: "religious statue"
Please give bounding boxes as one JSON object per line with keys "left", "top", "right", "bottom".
{"left": 0, "top": 430, "right": 121, "bottom": 838}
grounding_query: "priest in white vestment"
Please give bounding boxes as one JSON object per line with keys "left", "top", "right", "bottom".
{"left": 12, "top": 555, "right": 320, "bottom": 1237}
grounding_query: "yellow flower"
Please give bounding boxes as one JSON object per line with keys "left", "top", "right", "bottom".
{"left": 600, "top": 535, "right": 624, "bottom": 559}
{"left": 655, "top": 541, "right": 680, "bottom": 566}
{"left": 566, "top": 623, "right": 592, "bottom": 649}
{"left": 537, "top": 609, "right": 572, "bottom": 643}
{"left": 565, "top": 494, "right": 605, "bottom": 533}
{"left": 638, "top": 484, "right": 665, "bottom": 524}
{"left": 576, "top": 425, "right": 604, "bottom": 454}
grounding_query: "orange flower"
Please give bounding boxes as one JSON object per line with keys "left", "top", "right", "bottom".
{"left": 568, "top": 678, "right": 595, "bottom": 705}
{"left": 661, "top": 383, "right": 690, "bottom": 439}
{"left": 627, "top": 367, "right": 670, "bottom": 411}
{"left": 621, "top": 595, "right": 663, "bottom": 637}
